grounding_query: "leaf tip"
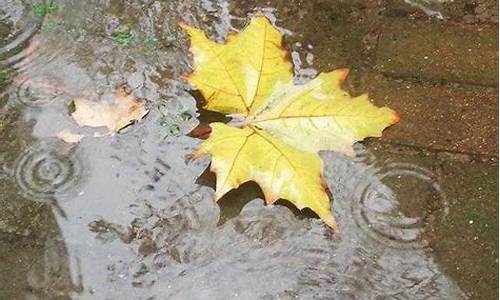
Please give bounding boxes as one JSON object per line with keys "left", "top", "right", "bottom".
{"left": 319, "top": 178, "right": 328, "bottom": 189}
{"left": 261, "top": 186, "right": 280, "bottom": 205}
{"left": 178, "top": 21, "right": 190, "bottom": 31}
{"left": 392, "top": 110, "right": 402, "bottom": 124}
{"left": 213, "top": 192, "right": 223, "bottom": 203}
{"left": 323, "top": 215, "right": 339, "bottom": 233}
{"left": 178, "top": 21, "right": 204, "bottom": 39}
{"left": 181, "top": 72, "right": 193, "bottom": 82}
{"left": 336, "top": 68, "right": 350, "bottom": 85}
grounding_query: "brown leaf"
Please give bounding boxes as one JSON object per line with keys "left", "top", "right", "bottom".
{"left": 71, "top": 87, "right": 148, "bottom": 134}
{"left": 56, "top": 129, "right": 84, "bottom": 143}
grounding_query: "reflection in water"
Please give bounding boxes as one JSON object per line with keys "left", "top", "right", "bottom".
{"left": 0, "top": 0, "right": 468, "bottom": 299}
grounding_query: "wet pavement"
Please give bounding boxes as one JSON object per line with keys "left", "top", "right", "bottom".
{"left": 0, "top": 0, "right": 498, "bottom": 299}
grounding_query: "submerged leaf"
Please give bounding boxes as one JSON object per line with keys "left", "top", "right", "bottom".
{"left": 182, "top": 16, "right": 399, "bottom": 230}
{"left": 71, "top": 87, "right": 148, "bottom": 134}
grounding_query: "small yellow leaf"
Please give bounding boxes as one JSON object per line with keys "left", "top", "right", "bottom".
{"left": 182, "top": 16, "right": 399, "bottom": 230}
{"left": 71, "top": 87, "right": 148, "bottom": 134}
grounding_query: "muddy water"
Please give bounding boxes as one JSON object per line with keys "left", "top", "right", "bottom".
{"left": 0, "top": 0, "right": 487, "bottom": 299}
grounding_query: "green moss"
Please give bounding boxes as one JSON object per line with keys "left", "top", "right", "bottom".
{"left": 168, "top": 124, "right": 181, "bottom": 135}
{"left": 109, "top": 28, "right": 158, "bottom": 49}
{"left": 0, "top": 67, "right": 11, "bottom": 87}
{"left": 180, "top": 111, "right": 193, "bottom": 121}
{"left": 32, "top": 0, "right": 58, "bottom": 18}
{"left": 111, "top": 30, "right": 133, "bottom": 45}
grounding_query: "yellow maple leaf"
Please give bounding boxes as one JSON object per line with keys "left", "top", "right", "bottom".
{"left": 182, "top": 17, "right": 399, "bottom": 231}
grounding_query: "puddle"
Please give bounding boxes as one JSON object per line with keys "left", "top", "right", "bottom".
{"left": 403, "top": 0, "right": 451, "bottom": 19}
{"left": 0, "top": 0, "right": 495, "bottom": 299}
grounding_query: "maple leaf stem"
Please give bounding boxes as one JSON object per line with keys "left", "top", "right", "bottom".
{"left": 226, "top": 113, "right": 247, "bottom": 128}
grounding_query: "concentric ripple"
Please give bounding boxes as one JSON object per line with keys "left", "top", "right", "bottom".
{"left": 0, "top": 1, "right": 41, "bottom": 55}
{"left": 351, "top": 143, "right": 377, "bottom": 165}
{"left": 352, "top": 162, "right": 448, "bottom": 249}
{"left": 0, "top": 1, "right": 42, "bottom": 103}
{"left": 1, "top": 1, "right": 71, "bottom": 107}
{"left": 13, "top": 74, "right": 67, "bottom": 107}
{"left": 14, "top": 140, "right": 82, "bottom": 202}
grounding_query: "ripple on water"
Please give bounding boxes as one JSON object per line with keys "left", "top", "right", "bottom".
{"left": 13, "top": 74, "right": 68, "bottom": 106}
{"left": 0, "top": 1, "right": 41, "bottom": 56}
{"left": 14, "top": 139, "right": 82, "bottom": 202}
{"left": 0, "top": 2, "right": 39, "bottom": 101}
{"left": 5, "top": 32, "right": 73, "bottom": 107}
{"left": 1, "top": 1, "right": 72, "bottom": 107}
{"left": 352, "top": 162, "right": 448, "bottom": 249}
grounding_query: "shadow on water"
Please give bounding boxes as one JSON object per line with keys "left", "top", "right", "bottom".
{"left": 0, "top": 0, "right": 496, "bottom": 299}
